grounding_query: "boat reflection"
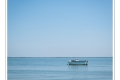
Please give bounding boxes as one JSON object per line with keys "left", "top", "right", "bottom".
{"left": 67, "top": 65, "right": 88, "bottom": 79}
{"left": 68, "top": 65, "right": 88, "bottom": 70}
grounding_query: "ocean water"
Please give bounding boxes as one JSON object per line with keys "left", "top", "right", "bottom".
{"left": 7, "top": 57, "right": 113, "bottom": 80}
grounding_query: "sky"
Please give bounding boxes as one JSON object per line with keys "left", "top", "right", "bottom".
{"left": 8, "top": 0, "right": 113, "bottom": 57}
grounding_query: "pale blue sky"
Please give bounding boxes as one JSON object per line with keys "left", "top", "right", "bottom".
{"left": 8, "top": 0, "right": 112, "bottom": 57}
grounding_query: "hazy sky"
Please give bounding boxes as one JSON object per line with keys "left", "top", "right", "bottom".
{"left": 8, "top": 0, "right": 112, "bottom": 57}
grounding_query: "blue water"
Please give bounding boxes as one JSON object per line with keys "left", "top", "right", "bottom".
{"left": 8, "top": 57, "right": 112, "bottom": 80}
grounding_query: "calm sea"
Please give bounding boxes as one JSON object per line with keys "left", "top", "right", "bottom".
{"left": 7, "top": 57, "right": 113, "bottom": 80}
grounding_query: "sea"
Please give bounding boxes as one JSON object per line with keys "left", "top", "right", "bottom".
{"left": 7, "top": 57, "right": 113, "bottom": 80}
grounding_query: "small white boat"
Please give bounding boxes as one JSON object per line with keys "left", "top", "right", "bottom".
{"left": 68, "top": 59, "right": 88, "bottom": 65}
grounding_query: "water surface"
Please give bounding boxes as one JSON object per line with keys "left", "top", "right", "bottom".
{"left": 8, "top": 57, "right": 112, "bottom": 80}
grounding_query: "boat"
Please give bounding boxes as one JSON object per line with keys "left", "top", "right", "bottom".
{"left": 68, "top": 59, "right": 88, "bottom": 65}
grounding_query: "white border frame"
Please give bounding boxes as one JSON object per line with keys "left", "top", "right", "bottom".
{"left": 3, "top": 0, "right": 116, "bottom": 80}
{"left": 115, "top": 0, "right": 120, "bottom": 80}
{"left": 0, "top": 0, "right": 6, "bottom": 80}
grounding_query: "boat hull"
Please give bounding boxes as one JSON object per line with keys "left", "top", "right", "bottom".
{"left": 68, "top": 60, "right": 88, "bottom": 65}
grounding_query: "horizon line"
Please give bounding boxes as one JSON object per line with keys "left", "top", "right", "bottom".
{"left": 7, "top": 57, "right": 113, "bottom": 58}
